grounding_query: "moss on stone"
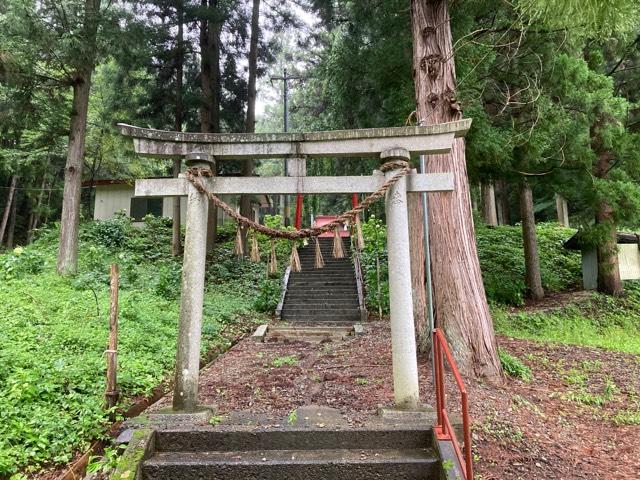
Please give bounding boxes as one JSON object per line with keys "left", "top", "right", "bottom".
{"left": 110, "top": 429, "right": 154, "bottom": 480}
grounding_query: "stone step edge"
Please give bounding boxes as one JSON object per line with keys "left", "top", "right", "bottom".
{"left": 145, "top": 447, "right": 437, "bottom": 466}
{"left": 252, "top": 323, "right": 365, "bottom": 342}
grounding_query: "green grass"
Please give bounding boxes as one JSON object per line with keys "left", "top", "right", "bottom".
{"left": 494, "top": 282, "right": 640, "bottom": 355}
{"left": 0, "top": 216, "right": 267, "bottom": 476}
{"left": 498, "top": 349, "right": 532, "bottom": 381}
{"left": 271, "top": 356, "right": 299, "bottom": 367}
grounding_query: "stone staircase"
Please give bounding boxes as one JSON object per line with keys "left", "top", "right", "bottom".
{"left": 141, "top": 425, "right": 442, "bottom": 480}
{"left": 281, "top": 237, "right": 363, "bottom": 323}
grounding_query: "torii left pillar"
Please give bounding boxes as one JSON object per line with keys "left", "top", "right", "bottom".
{"left": 173, "top": 152, "right": 212, "bottom": 411}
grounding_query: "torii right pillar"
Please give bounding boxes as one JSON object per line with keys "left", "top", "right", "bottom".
{"left": 382, "top": 147, "right": 421, "bottom": 409}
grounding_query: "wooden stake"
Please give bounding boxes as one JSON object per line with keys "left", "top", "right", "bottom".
{"left": 290, "top": 243, "right": 301, "bottom": 272}
{"left": 250, "top": 231, "right": 260, "bottom": 262}
{"left": 268, "top": 239, "right": 278, "bottom": 276}
{"left": 314, "top": 237, "right": 325, "bottom": 269}
{"left": 105, "top": 264, "right": 119, "bottom": 412}
{"left": 332, "top": 227, "right": 345, "bottom": 258}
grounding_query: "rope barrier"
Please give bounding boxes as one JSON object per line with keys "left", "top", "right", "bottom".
{"left": 185, "top": 160, "right": 410, "bottom": 240}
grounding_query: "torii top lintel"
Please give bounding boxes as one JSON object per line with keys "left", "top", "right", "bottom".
{"left": 117, "top": 119, "right": 472, "bottom": 160}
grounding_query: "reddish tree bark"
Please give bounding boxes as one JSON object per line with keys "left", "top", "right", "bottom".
{"left": 411, "top": 0, "right": 503, "bottom": 380}
{"left": 408, "top": 193, "right": 429, "bottom": 352}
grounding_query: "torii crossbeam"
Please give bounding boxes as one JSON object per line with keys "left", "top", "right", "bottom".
{"left": 119, "top": 120, "right": 472, "bottom": 412}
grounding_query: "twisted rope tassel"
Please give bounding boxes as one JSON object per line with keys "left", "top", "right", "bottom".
{"left": 290, "top": 243, "right": 301, "bottom": 272}
{"left": 332, "top": 227, "right": 345, "bottom": 259}
{"left": 268, "top": 239, "right": 278, "bottom": 276}
{"left": 354, "top": 215, "right": 365, "bottom": 250}
{"left": 233, "top": 225, "right": 244, "bottom": 257}
{"left": 314, "top": 237, "right": 325, "bottom": 269}
{"left": 250, "top": 230, "right": 260, "bottom": 262}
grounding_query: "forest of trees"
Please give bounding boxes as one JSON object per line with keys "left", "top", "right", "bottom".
{"left": 1, "top": 1, "right": 639, "bottom": 376}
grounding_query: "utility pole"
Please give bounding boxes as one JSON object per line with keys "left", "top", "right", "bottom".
{"left": 271, "top": 67, "right": 303, "bottom": 227}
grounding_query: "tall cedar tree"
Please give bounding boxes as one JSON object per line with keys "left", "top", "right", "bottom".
{"left": 411, "top": 0, "right": 503, "bottom": 380}
{"left": 58, "top": 0, "right": 102, "bottom": 274}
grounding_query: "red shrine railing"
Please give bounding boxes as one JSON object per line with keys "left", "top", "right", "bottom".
{"left": 433, "top": 328, "right": 473, "bottom": 480}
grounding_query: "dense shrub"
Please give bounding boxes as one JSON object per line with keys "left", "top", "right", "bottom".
{"left": 0, "top": 218, "right": 264, "bottom": 476}
{"left": 253, "top": 278, "right": 282, "bottom": 312}
{"left": 359, "top": 218, "right": 581, "bottom": 309}
{"left": 358, "top": 216, "right": 390, "bottom": 314}
{"left": 477, "top": 222, "right": 581, "bottom": 305}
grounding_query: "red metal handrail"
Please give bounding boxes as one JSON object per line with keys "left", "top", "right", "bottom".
{"left": 433, "top": 328, "right": 473, "bottom": 479}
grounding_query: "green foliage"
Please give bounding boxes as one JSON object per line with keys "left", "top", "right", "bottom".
{"left": 358, "top": 216, "right": 389, "bottom": 314}
{"left": 84, "top": 213, "right": 133, "bottom": 248}
{"left": 517, "top": 0, "right": 640, "bottom": 37}
{"left": 498, "top": 349, "right": 532, "bottom": 382}
{"left": 0, "top": 247, "right": 47, "bottom": 280}
{"left": 271, "top": 356, "right": 298, "bottom": 367}
{"left": 287, "top": 409, "right": 298, "bottom": 425}
{"left": 493, "top": 281, "right": 640, "bottom": 354}
{"left": 253, "top": 278, "right": 281, "bottom": 313}
{"left": 360, "top": 219, "right": 580, "bottom": 309}
{"left": 0, "top": 219, "right": 259, "bottom": 476}
{"left": 477, "top": 223, "right": 581, "bottom": 305}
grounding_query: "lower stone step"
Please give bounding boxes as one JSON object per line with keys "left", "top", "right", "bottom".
{"left": 143, "top": 448, "right": 438, "bottom": 480}
{"left": 283, "top": 307, "right": 360, "bottom": 315}
{"left": 283, "top": 315, "right": 362, "bottom": 322}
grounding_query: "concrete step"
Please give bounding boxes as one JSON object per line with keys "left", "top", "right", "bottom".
{"left": 283, "top": 307, "right": 359, "bottom": 316}
{"left": 289, "top": 269, "right": 355, "bottom": 281}
{"left": 153, "top": 426, "right": 433, "bottom": 452}
{"left": 284, "top": 299, "right": 358, "bottom": 305}
{"left": 143, "top": 448, "right": 438, "bottom": 480}
{"left": 287, "top": 280, "right": 357, "bottom": 286}
{"left": 288, "top": 277, "right": 356, "bottom": 283}
{"left": 283, "top": 314, "right": 362, "bottom": 322}
{"left": 283, "top": 301, "right": 359, "bottom": 308}
{"left": 284, "top": 297, "right": 358, "bottom": 303}
{"left": 291, "top": 265, "right": 354, "bottom": 270}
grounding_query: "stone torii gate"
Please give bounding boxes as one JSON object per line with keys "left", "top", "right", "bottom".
{"left": 118, "top": 119, "right": 471, "bottom": 412}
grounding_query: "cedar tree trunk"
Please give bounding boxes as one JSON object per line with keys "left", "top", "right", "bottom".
{"left": 481, "top": 182, "right": 498, "bottom": 226}
{"left": 57, "top": 69, "right": 93, "bottom": 274}
{"left": 57, "top": 0, "right": 100, "bottom": 274}
{"left": 0, "top": 175, "right": 17, "bottom": 245}
{"left": 239, "top": 0, "right": 261, "bottom": 252}
{"left": 172, "top": 0, "right": 185, "bottom": 257}
{"left": 7, "top": 191, "right": 17, "bottom": 248}
{"left": 411, "top": 0, "right": 503, "bottom": 380}
{"left": 591, "top": 121, "right": 622, "bottom": 295}
{"left": 519, "top": 179, "right": 544, "bottom": 299}
{"left": 497, "top": 178, "right": 510, "bottom": 225}
{"left": 200, "top": 0, "right": 221, "bottom": 252}
{"left": 408, "top": 192, "right": 429, "bottom": 352}
{"left": 555, "top": 194, "right": 569, "bottom": 227}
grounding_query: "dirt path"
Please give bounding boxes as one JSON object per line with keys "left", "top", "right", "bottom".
{"left": 153, "top": 322, "right": 640, "bottom": 479}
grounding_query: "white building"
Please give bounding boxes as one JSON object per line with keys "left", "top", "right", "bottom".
{"left": 88, "top": 179, "right": 270, "bottom": 224}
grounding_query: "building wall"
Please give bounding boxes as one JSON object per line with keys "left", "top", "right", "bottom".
{"left": 94, "top": 185, "right": 238, "bottom": 225}
{"left": 581, "top": 243, "right": 640, "bottom": 290}
{"left": 93, "top": 185, "right": 135, "bottom": 220}
{"left": 618, "top": 244, "right": 640, "bottom": 280}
